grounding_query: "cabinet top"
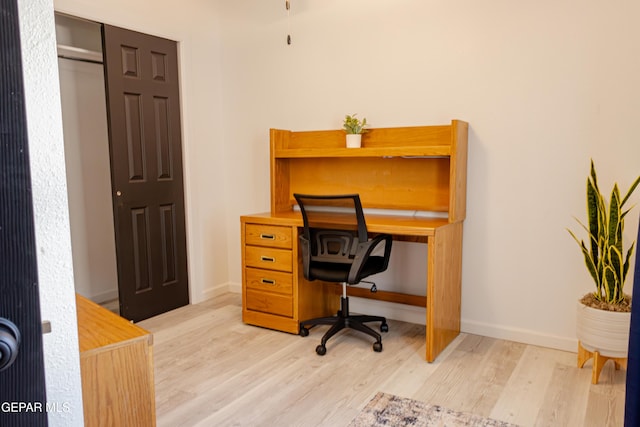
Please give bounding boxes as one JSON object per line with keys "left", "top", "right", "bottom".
{"left": 76, "top": 294, "right": 151, "bottom": 353}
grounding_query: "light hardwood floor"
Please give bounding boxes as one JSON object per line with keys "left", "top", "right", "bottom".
{"left": 137, "top": 293, "right": 626, "bottom": 427}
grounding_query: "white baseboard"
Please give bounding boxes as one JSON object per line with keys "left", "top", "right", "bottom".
{"left": 203, "top": 284, "right": 578, "bottom": 353}
{"left": 228, "top": 282, "right": 242, "bottom": 293}
{"left": 460, "top": 319, "right": 577, "bottom": 353}
{"left": 201, "top": 281, "right": 241, "bottom": 301}
{"left": 87, "top": 288, "right": 118, "bottom": 304}
{"left": 350, "top": 298, "right": 577, "bottom": 353}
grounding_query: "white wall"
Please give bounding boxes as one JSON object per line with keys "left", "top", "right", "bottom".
{"left": 217, "top": 0, "right": 640, "bottom": 351}
{"left": 17, "top": 0, "right": 84, "bottom": 425}
{"left": 47, "top": 0, "right": 640, "bottom": 354}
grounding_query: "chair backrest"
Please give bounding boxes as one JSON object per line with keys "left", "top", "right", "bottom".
{"left": 294, "top": 194, "right": 368, "bottom": 264}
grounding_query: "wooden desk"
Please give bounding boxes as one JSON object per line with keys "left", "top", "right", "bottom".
{"left": 241, "top": 120, "right": 468, "bottom": 362}
{"left": 76, "top": 294, "right": 156, "bottom": 426}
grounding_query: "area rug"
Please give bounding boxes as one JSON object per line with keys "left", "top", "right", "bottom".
{"left": 348, "top": 392, "right": 519, "bottom": 427}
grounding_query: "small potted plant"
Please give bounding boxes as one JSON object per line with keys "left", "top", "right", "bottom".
{"left": 568, "top": 160, "right": 640, "bottom": 383}
{"left": 343, "top": 114, "right": 368, "bottom": 148}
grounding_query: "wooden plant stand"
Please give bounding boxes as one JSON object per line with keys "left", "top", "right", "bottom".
{"left": 577, "top": 341, "right": 627, "bottom": 384}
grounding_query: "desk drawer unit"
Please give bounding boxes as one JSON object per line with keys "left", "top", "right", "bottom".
{"left": 243, "top": 223, "right": 296, "bottom": 331}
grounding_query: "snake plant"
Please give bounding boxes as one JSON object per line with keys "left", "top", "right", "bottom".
{"left": 568, "top": 160, "right": 640, "bottom": 305}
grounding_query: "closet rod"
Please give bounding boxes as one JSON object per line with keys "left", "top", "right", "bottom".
{"left": 57, "top": 55, "right": 103, "bottom": 65}
{"left": 57, "top": 44, "right": 103, "bottom": 65}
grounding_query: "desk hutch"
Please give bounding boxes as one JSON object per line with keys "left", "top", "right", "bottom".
{"left": 240, "top": 120, "right": 468, "bottom": 362}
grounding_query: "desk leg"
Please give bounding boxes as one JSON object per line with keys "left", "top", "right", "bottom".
{"left": 426, "top": 221, "right": 463, "bottom": 362}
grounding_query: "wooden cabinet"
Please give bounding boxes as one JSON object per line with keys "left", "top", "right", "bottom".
{"left": 76, "top": 294, "right": 156, "bottom": 426}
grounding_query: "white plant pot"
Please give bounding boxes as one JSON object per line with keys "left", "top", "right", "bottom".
{"left": 346, "top": 134, "right": 362, "bottom": 148}
{"left": 576, "top": 301, "right": 631, "bottom": 358}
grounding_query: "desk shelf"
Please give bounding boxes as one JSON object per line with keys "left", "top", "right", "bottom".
{"left": 274, "top": 146, "right": 452, "bottom": 158}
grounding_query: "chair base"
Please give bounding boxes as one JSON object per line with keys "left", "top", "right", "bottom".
{"left": 299, "top": 296, "right": 388, "bottom": 355}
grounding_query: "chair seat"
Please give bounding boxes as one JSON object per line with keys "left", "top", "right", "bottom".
{"left": 309, "top": 256, "right": 387, "bottom": 283}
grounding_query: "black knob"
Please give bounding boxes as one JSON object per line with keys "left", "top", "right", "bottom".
{"left": 0, "top": 318, "right": 21, "bottom": 372}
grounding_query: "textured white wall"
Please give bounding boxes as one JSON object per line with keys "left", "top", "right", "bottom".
{"left": 17, "top": 0, "right": 84, "bottom": 425}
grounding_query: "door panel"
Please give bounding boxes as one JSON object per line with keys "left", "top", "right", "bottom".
{"left": 103, "top": 25, "right": 189, "bottom": 322}
{"left": 0, "top": 1, "right": 48, "bottom": 424}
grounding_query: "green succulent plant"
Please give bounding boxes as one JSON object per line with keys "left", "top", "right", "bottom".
{"left": 343, "top": 114, "right": 368, "bottom": 134}
{"left": 568, "top": 160, "right": 640, "bottom": 306}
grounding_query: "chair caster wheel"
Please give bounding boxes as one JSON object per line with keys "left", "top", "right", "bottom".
{"left": 299, "top": 327, "right": 309, "bottom": 337}
{"left": 373, "top": 342, "right": 383, "bottom": 352}
{"left": 380, "top": 323, "right": 389, "bottom": 333}
{"left": 316, "top": 345, "right": 327, "bottom": 356}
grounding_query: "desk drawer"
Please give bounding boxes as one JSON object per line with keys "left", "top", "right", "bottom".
{"left": 245, "top": 224, "right": 292, "bottom": 249}
{"left": 245, "top": 246, "right": 292, "bottom": 272}
{"left": 245, "top": 289, "right": 293, "bottom": 317}
{"left": 245, "top": 268, "right": 292, "bottom": 295}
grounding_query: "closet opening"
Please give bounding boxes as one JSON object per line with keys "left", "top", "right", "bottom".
{"left": 55, "top": 13, "right": 119, "bottom": 314}
{"left": 54, "top": 13, "right": 191, "bottom": 321}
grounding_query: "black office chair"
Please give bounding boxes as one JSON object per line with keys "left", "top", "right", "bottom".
{"left": 294, "top": 193, "right": 393, "bottom": 355}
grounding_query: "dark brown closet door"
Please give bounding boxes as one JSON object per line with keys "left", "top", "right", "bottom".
{"left": 103, "top": 24, "right": 189, "bottom": 322}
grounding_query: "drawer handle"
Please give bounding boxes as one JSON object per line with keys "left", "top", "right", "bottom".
{"left": 260, "top": 234, "right": 276, "bottom": 240}
{"left": 260, "top": 256, "right": 275, "bottom": 262}
{"left": 261, "top": 278, "right": 276, "bottom": 285}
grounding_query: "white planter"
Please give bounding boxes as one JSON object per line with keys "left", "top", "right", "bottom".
{"left": 346, "top": 134, "right": 362, "bottom": 148}
{"left": 576, "top": 301, "right": 631, "bottom": 358}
